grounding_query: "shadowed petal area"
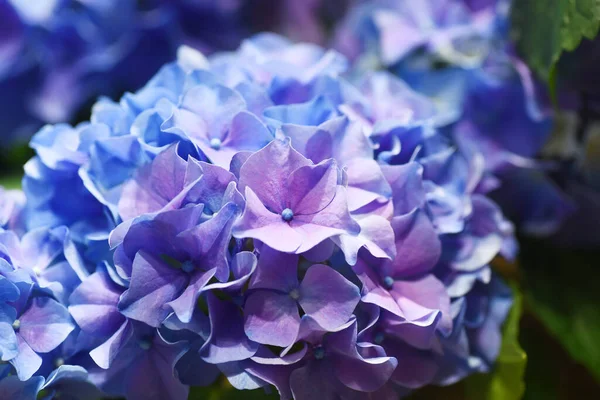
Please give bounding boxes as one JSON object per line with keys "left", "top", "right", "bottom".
{"left": 90, "top": 320, "right": 134, "bottom": 370}
{"left": 118, "top": 251, "right": 188, "bottom": 327}
{"left": 166, "top": 268, "right": 216, "bottom": 324}
{"left": 249, "top": 247, "right": 299, "bottom": 292}
{"left": 327, "top": 321, "right": 398, "bottom": 392}
{"left": 0, "top": 375, "right": 44, "bottom": 400}
{"left": 125, "top": 335, "right": 189, "bottom": 400}
{"left": 201, "top": 293, "right": 259, "bottom": 364}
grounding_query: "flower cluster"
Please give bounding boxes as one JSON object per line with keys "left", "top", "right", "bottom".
{"left": 0, "top": 32, "right": 517, "bottom": 399}
{"left": 334, "top": 0, "right": 574, "bottom": 235}
{"left": 0, "top": 0, "right": 335, "bottom": 147}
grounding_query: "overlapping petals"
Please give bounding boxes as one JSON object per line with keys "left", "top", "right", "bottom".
{"left": 5, "top": 29, "right": 518, "bottom": 400}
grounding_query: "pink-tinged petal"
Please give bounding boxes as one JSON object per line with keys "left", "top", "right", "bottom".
{"left": 354, "top": 259, "right": 403, "bottom": 317}
{"left": 287, "top": 159, "right": 338, "bottom": 215}
{"left": 118, "top": 251, "right": 188, "bottom": 327}
{"left": 299, "top": 264, "right": 360, "bottom": 331}
{"left": 68, "top": 270, "right": 124, "bottom": 336}
{"left": 249, "top": 246, "right": 299, "bottom": 292}
{"left": 118, "top": 144, "right": 186, "bottom": 220}
{"left": 244, "top": 291, "right": 301, "bottom": 347}
{"left": 239, "top": 139, "right": 311, "bottom": 212}
{"left": 345, "top": 159, "right": 392, "bottom": 212}
{"left": 382, "top": 209, "right": 441, "bottom": 278}
{"left": 389, "top": 274, "right": 452, "bottom": 336}
{"left": 10, "top": 335, "right": 42, "bottom": 381}
{"left": 201, "top": 293, "right": 258, "bottom": 364}
{"left": 334, "top": 215, "right": 396, "bottom": 265}
{"left": 19, "top": 297, "right": 75, "bottom": 353}
{"left": 382, "top": 316, "right": 441, "bottom": 350}
{"left": 90, "top": 321, "right": 134, "bottom": 369}
{"left": 167, "top": 268, "right": 216, "bottom": 324}
{"left": 292, "top": 187, "right": 360, "bottom": 253}
{"left": 233, "top": 187, "right": 303, "bottom": 253}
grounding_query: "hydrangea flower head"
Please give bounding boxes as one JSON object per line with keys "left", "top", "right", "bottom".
{"left": 9, "top": 32, "right": 517, "bottom": 400}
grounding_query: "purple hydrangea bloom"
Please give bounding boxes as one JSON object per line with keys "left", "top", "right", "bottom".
{"left": 14, "top": 33, "right": 517, "bottom": 399}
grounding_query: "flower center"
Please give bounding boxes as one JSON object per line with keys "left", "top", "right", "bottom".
{"left": 55, "top": 358, "right": 65, "bottom": 368}
{"left": 374, "top": 332, "right": 385, "bottom": 345}
{"left": 12, "top": 319, "right": 20, "bottom": 331}
{"left": 383, "top": 276, "right": 394, "bottom": 289}
{"left": 289, "top": 289, "right": 300, "bottom": 300}
{"left": 181, "top": 261, "right": 195, "bottom": 273}
{"left": 281, "top": 208, "right": 294, "bottom": 222}
{"left": 313, "top": 346, "right": 325, "bottom": 360}
{"left": 138, "top": 339, "right": 152, "bottom": 350}
{"left": 210, "top": 138, "right": 222, "bottom": 150}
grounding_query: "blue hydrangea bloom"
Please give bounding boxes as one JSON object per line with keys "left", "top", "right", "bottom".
{"left": 12, "top": 33, "right": 516, "bottom": 399}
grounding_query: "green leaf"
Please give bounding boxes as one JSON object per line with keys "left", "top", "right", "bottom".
{"left": 511, "top": 0, "right": 600, "bottom": 79}
{"left": 0, "top": 174, "right": 22, "bottom": 190}
{"left": 464, "top": 284, "right": 527, "bottom": 400}
{"left": 519, "top": 236, "right": 600, "bottom": 384}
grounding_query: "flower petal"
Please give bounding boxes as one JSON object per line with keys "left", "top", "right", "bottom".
{"left": 244, "top": 291, "right": 301, "bottom": 347}
{"left": 299, "top": 264, "right": 360, "bottom": 331}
